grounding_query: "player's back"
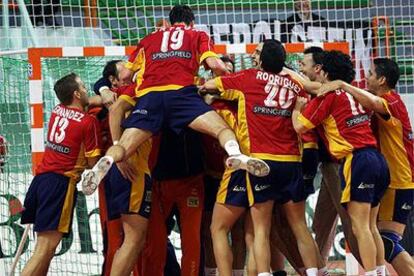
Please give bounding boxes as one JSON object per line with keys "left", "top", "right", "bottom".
{"left": 310, "top": 89, "right": 377, "bottom": 159}
{"left": 219, "top": 68, "right": 307, "bottom": 161}
{"left": 375, "top": 91, "right": 414, "bottom": 188}
{"left": 37, "top": 104, "right": 100, "bottom": 179}
{"left": 128, "top": 24, "right": 216, "bottom": 97}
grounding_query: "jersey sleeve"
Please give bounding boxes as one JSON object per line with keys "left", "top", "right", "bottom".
{"left": 126, "top": 42, "right": 145, "bottom": 72}
{"left": 83, "top": 116, "right": 101, "bottom": 158}
{"left": 198, "top": 31, "right": 219, "bottom": 63}
{"left": 298, "top": 94, "right": 333, "bottom": 130}
{"left": 376, "top": 96, "right": 397, "bottom": 125}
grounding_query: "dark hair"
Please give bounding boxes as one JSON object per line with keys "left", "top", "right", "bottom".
{"left": 103, "top": 60, "right": 122, "bottom": 79}
{"left": 373, "top": 58, "right": 400, "bottom": 89}
{"left": 220, "top": 56, "right": 235, "bottom": 72}
{"left": 169, "top": 5, "right": 195, "bottom": 25}
{"left": 304, "top": 46, "right": 324, "bottom": 65}
{"left": 321, "top": 50, "right": 355, "bottom": 83}
{"left": 260, "top": 39, "right": 286, "bottom": 74}
{"left": 54, "top": 73, "right": 80, "bottom": 105}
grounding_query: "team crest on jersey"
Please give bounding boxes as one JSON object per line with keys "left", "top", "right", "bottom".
{"left": 187, "top": 196, "right": 199, "bottom": 207}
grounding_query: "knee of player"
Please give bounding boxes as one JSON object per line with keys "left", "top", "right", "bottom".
{"left": 210, "top": 220, "right": 230, "bottom": 236}
{"left": 380, "top": 231, "right": 405, "bottom": 263}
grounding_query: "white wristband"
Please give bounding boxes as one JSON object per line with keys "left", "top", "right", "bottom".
{"left": 113, "top": 140, "right": 119, "bottom": 145}
{"left": 99, "top": 86, "right": 110, "bottom": 94}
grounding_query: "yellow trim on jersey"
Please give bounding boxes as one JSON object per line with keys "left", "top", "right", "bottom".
{"left": 298, "top": 114, "right": 316, "bottom": 130}
{"left": 119, "top": 94, "right": 136, "bottom": 107}
{"left": 323, "top": 115, "right": 354, "bottom": 160}
{"left": 246, "top": 172, "right": 255, "bottom": 207}
{"left": 85, "top": 148, "right": 101, "bottom": 158}
{"left": 135, "top": 84, "right": 184, "bottom": 98}
{"left": 57, "top": 178, "right": 76, "bottom": 233}
{"left": 126, "top": 48, "right": 145, "bottom": 72}
{"left": 200, "top": 51, "right": 219, "bottom": 63}
{"left": 251, "top": 153, "right": 301, "bottom": 162}
{"left": 378, "top": 188, "right": 396, "bottom": 221}
{"left": 303, "top": 142, "right": 318, "bottom": 149}
{"left": 233, "top": 92, "right": 251, "bottom": 155}
{"left": 340, "top": 153, "right": 353, "bottom": 204}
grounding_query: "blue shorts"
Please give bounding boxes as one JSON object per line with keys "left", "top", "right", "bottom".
{"left": 217, "top": 161, "right": 304, "bottom": 207}
{"left": 122, "top": 86, "right": 212, "bottom": 134}
{"left": 263, "top": 161, "right": 305, "bottom": 204}
{"left": 21, "top": 173, "right": 77, "bottom": 235}
{"left": 379, "top": 188, "right": 414, "bottom": 224}
{"left": 340, "top": 147, "right": 390, "bottom": 206}
{"left": 204, "top": 175, "right": 220, "bottom": 212}
{"left": 106, "top": 164, "right": 152, "bottom": 220}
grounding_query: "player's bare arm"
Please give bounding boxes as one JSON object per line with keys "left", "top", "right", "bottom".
{"left": 204, "top": 56, "right": 229, "bottom": 76}
{"left": 283, "top": 67, "right": 322, "bottom": 94}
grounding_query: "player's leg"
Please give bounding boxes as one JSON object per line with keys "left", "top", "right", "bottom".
{"left": 378, "top": 188, "right": 414, "bottom": 275}
{"left": 245, "top": 212, "right": 258, "bottom": 276}
{"left": 81, "top": 92, "right": 163, "bottom": 192}
{"left": 231, "top": 214, "right": 246, "bottom": 276}
{"left": 203, "top": 176, "right": 220, "bottom": 275}
{"left": 110, "top": 214, "right": 148, "bottom": 276}
{"left": 312, "top": 165, "right": 339, "bottom": 263}
{"left": 21, "top": 231, "right": 63, "bottom": 276}
{"left": 347, "top": 201, "right": 377, "bottom": 272}
{"left": 211, "top": 203, "right": 245, "bottom": 276}
{"left": 189, "top": 111, "right": 269, "bottom": 177}
{"left": 283, "top": 200, "right": 319, "bottom": 275}
{"left": 369, "top": 205, "right": 385, "bottom": 275}
{"left": 249, "top": 200, "right": 274, "bottom": 275}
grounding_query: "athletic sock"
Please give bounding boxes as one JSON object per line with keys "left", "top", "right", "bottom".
{"left": 258, "top": 273, "right": 272, "bottom": 276}
{"left": 364, "top": 270, "right": 377, "bottom": 276}
{"left": 306, "top": 267, "right": 318, "bottom": 276}
{"left": 232, "top": 269, "right": 244, "bottom": 276}
{"left": 376, "top": 265, "right": 386, "bottom": 276}
{"left": 224, "top": 140, "right": 242, "bottom": 156}
{"left": 205, "top": 267, "right": 217, "bottom": 276}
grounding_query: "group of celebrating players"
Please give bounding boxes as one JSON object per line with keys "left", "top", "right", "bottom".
{"left": 17, "top": 4, "right": 414, "bottom": 276}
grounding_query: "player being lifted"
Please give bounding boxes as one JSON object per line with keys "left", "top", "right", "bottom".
{"left": 292, "top": 51, "right": 390, "bottom": 276}
{"left": 20, "top": 73, "right": 101, "bottom": 276}
{"left": 317, "top": 57, "right": 414, "bottom": 275}
{"left": 201, "top": 40, "right": 321, "bottom": 276}
{"left": 80, "top": 5, "right": 269, "bottom": 192}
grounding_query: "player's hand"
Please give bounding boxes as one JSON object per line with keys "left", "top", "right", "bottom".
{"left": 116, "top": 160, "right": 136, "bottom": 182}
{"left": 316, "top": 80, "right": 343, "bottom": 97}
{"left": 101, "top": 89, "right": 117, "bottom": 108}
{"left": 198, "top": 85, "right": 208, "bottom": 95}
{"left": 295, "top": 96, "right": 308, "bottom": 111}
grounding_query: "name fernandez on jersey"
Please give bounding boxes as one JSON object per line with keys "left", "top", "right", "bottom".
{"left": 52, "top": 105, "right": 85, "bottom": 122}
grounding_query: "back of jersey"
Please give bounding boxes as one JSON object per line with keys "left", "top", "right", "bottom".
{"left": 127, "top": 24, "right": 217, "bottom": 97}
{"left": 37, "top": 104, "right": 101, "bottom": 179}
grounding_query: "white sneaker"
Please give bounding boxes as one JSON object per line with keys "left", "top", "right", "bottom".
{"left": 225, "top": 154, "right": 270, "bottom": 177}
{"left": 80, "top": 156, "right": 113, "bottom": 195}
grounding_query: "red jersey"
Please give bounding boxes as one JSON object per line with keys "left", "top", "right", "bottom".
{"left": 202, "top": 100, "right": 238, "bottom": 177}
{"left": 37, "top": 104, "right": 101, "bottom": 179}
{"left": 216, "top": 68, "right": 306, "bottom": 161}
{"left": 373, "top": 91, "right": 414, "bottom": 189}
{"left": 298, "top": 89, "right": 377, "bottom": 160}
{"left": 126, "top": 23, "right": 218, "bottom": 97}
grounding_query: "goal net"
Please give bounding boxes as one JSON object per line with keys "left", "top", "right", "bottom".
{"left": 0, "top": 0, "right": 413, "bottom": 275}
